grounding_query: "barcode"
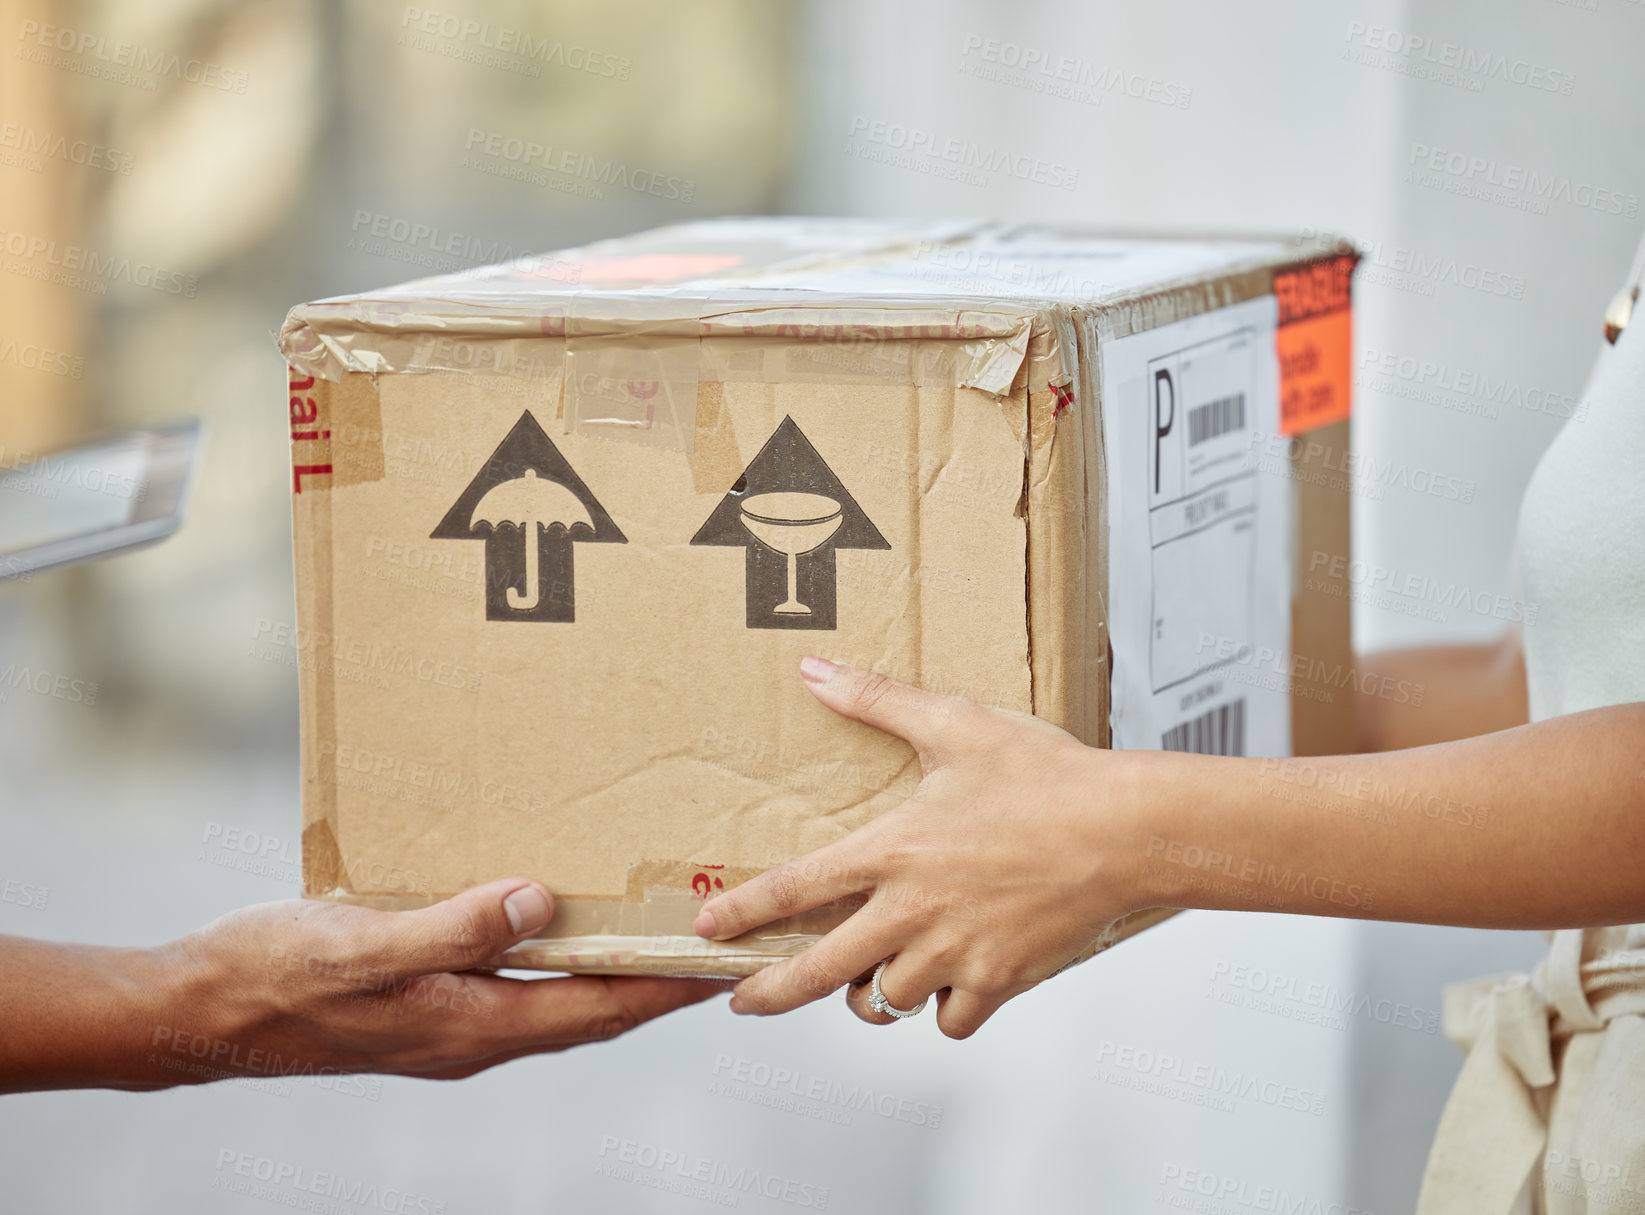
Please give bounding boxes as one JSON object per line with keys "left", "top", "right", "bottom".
{"left": 1161, "top": 698, "right": 1246, "bottom": 756}
{"left": 1188, "top": 393, "right": 1246, "bottom": 445}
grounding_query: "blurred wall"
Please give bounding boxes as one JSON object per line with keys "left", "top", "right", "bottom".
{"left": 787, "top": 0, "right": 1644, "bottom": 1207}
{"left": 1362, "top": 0, "right": 1645, "bottom": 650}
{"left": 1328, "top": 1, "right": 1645, "bottom": 1207}
{"left": 33, "top": 0, "right": 795, "bottom": 751}
{"left": 3, "top": 0, "right": 1641, "bottom": 1209}
{"left": 0, "top": 0, "right": 91, "bottom": 454}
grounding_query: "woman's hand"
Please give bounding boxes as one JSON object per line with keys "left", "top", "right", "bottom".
{"left": 0, "top": 878, "right": 724, "bottom": 1093}
{"left": 693, "top": 658, "right": 1146, "bottom": 1039}
{"left": 695, "top": 666, "right": 1645, "bottom": 1043}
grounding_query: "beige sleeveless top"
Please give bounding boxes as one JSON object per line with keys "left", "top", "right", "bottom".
{"left": 1418, "top": 230, "right": 1645, "bottom": 1215}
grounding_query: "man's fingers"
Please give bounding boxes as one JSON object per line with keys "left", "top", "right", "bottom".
{"left": 364, "top": 878, "right": 554, "bottom": 977}
{"left": 800, "top": 656, "right": 960, "bottom": 756}
{"left": 730, "top": 919, "right": 900, "bottom": 1016}
{"left": 485, "top": 975, "right": 725, "bottom": 1050}
{"left": 358, "top": 974, "right": 724, "bottom": 1073}
{"left": 696, "top": 842, "right": 871, "bottom": 942}
{"left": 407, "top": 1045, "right": 555, "bottom": 1081}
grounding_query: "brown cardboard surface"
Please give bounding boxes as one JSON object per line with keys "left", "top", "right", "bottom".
{"left": 279, "top": 219, "right": 1358, "bottom": 976}
{"left": 1290, "top": 418, "right": 1357, "bottom": 758}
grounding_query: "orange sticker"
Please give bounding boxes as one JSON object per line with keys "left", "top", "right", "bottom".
{"left": 1274, "top": 256, "right": 1357, "bottom": 436}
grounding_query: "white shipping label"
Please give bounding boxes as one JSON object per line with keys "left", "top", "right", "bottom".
{"left": 1099, "top": 296, "right": 1291, "bottom": 757}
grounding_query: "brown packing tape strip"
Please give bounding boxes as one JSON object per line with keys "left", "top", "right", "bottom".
{"left": 1076, "top": 309, "right": 1112, "bottom": 754}
{"left": 302, "top": 819, "right": 344, "bottom": 895}
{"left": 1289, "top": 417, "right": 1357, "bottom": 758}
{"left": 285, "top": 371, "right": 387, "bottom": 491}
{"left": 294, "top": 376, "right": 345, "bottom": 895}
{"left": 686, "top": 380, "right": 740, "bottom": 495}
{"left": 1023, "top": 323, "right": 1084, "bottom": 730}
{"left": 330, "top": 373, "right": 385, "bottom": 486}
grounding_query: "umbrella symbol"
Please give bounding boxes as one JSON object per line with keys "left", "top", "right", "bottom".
{"left": 430, "top": 411, "right": 626, "bottom": 623}
{"left": 471, "top": 469, "right": 596, "bottom": 611}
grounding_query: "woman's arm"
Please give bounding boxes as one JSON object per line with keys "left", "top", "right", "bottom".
{"left": 0, "top": 878, "right": 720, "bottom": 1093}
{"left": 1133, "top": 699, "right": 1642, "bottom": 928}
{"left": 695, "top": 659, "right": 1643, "bottom": 1039}
{"left": 1354, "top": 631, "right": 1527, "bottom": 752}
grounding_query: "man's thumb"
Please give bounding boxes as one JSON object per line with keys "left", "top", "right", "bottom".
{"left": 381, "top": 878, "right": 553, "bottom": 976}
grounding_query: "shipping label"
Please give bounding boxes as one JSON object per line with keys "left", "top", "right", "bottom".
{"left": 1100, "top": 296, "right": 1291, "bottom": 757}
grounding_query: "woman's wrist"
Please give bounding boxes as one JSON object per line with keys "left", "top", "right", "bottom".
{"left": 1077, "top": 745, "right": 1187, "bottom": 917}
{"left": 1085, "top": 747, "right": 1239, "bottom": 917}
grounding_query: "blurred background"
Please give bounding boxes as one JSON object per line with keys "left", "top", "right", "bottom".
{"left": 2, "top": 0, "right": 1641, "bottom": 1210}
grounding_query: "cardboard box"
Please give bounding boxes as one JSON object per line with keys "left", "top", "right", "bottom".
{"left": 277, "top": 219, "right": 1358, "bottom": 976}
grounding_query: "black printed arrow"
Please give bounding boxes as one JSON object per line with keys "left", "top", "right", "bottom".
{"left": 691, "top": 415, "right": 888, "bottom": 630}
{"left": 431, "top": 411, "right": 625, "bottom": 622}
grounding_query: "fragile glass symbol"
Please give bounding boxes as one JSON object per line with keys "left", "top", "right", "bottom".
{"left": 738, "top": 492, "right": 843, "bottom": 616}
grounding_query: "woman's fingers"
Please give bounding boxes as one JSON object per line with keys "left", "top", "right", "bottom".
{"left": 933, "top": 988, "right": 1018, "bottom": 1040}
{"left": 800, "top": 657, "right": 963, "bottom": 762}
{"left": 730, "top": 917, "right": 904, "bottom": 1016}
{"left": 696, "top": 839, "right": 873, "bottom": 941}
{"left": 842, "top": 973, "right": 1026, "bottom": 1038}
{"left": 844, "top": 951, "right": 949, "bottom": 1025}
{"left": 694, "top": 660, "right": 1096, "bottom": 1032}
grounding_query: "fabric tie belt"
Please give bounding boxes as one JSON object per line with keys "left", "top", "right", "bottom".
{"left": 1418, "top": 929, "right": 1645, "bottom": 1214}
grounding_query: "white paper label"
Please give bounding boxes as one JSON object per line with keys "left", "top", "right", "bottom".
{"left": 1100, "top": 296, "right": 1291, "bottom": 757}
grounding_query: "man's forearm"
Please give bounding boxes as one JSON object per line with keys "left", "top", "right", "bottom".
{"left": 0, "top": 937, "right": 195, "bottom": 1093}
{"left": 0, "top": 883, "right": 722, "bottom": 1096}
{"left": 1123, "top": 703, "right": 1645, "bottom": 929}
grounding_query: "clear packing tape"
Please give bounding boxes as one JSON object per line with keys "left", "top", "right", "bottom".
{"left": 277, "top": 218, "right": 1336, "bottom": 451}
{"left": 279, "top": 290, "right": 1075, "bottom": 453}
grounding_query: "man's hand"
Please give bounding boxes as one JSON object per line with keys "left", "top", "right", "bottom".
{"left": 0, "top": 879, "right": 724, "bottom": 1093}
